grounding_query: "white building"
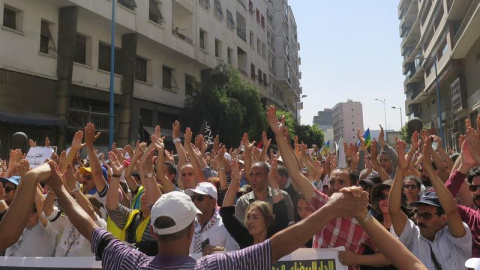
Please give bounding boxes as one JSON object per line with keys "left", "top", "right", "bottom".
{"left": 332, "top": 99, "right": 364, "bottom": 144}
{"left": 0, "top": 0, "right": 301, "bottom": 155}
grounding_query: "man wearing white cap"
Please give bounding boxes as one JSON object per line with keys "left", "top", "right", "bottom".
{"left": 47, "top": 160, "right": 400, "bottom": 270}
{"left": 185, "top": 182, "right": 239, "bottom": 254}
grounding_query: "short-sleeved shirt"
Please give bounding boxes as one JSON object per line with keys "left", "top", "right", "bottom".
{"left": 309, "top": 189, "right": 375, "bottom": 270}
{"left": 91, "top": 228, "right": 271, "bottom": 270}
{"left": 235, "top": 187, "right": 294, "bottom": 223}
{"left": 5, "top": 221, "right": 57, "bottom": 257}
{"left": 390, "top": 218, "right": 472, "bottom": 270}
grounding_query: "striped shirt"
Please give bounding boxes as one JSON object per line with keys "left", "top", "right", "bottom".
{"left": 91, "top": 228, "right": 271, "bottom": 270}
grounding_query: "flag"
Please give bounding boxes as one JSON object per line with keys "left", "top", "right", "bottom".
{"left": 319, "top": 140, "right": 330, "bottom": 156}
{"left": 199, "top": 120, "right": 214, "bottom": 146}
{"left": 337, "top": 139, "right": 347, "bottom": 167}
{"left": 357, "top": 128, "right": 372, "bottom": 149}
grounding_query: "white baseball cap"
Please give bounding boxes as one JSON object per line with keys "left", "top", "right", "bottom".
{"left": 466, "top": 258, "right": 480, "bottom": 270}
{"left": 185, "top": 182, "right": 218, "bottom": 201}
{"left": 151, "top": 191, "right": 201, "bottom": 235}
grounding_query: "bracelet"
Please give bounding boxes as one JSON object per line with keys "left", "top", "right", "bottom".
{"left": 112, "top": 174, "right": 121, "bottom": 178}
{"left": 272, "top": 188, "right": 282, "bottom": 196}
{"left": 173, "top": 138, "right": 181, "bottom": 143}
{"left": 357, "top": 212, "right": 373, "bottom": 226}
{"left": 70, "top": 185, "right": 81, "bottom": 195}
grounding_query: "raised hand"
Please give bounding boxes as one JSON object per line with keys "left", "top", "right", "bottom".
{"left": 172, "top": 120, "right": 181, "bottom": 140}
{"left": 268, "top": 157, "right": 281, "bottom": 189}
{"left": 71, "top": 130, "right": 85, "bottom": 150}
{"left": 63, "top": 164, "right": 78, "bottom": 192}
{"left": 262, "top": 132, "right": 271, "bottom": 150}
{"left": 465, "top": 128, "right": 480, "bottom": 167}
{"left": 378, "top": 125, "right": 385, "bottom": 145}
{"left": 84, "top": 123, "right": 100, "bottom": 147}
{"left": 16, "top": 159, "right": 30, "bottom": 177}
{"left": 266, "top": 106, "right": 285, "bottom": 136}
{"left": 45, "top": 137, "right": 50, "bottom": 147}
{"left": 29, "top": 139, "right": 37, "bottom": 148}
{"left": 45, "top": 161, "right": 64, "bottom": 192}
{"left": 108, "top": 151, "right": 125, "bottom": 176}
{"left": 411, "top": 131, "right": 420, "bottom": 150}
{"left": 326, "top": 187, "right": 369, "bottom": 219}
{"left": 396, "top": 139, "right": 409, "bottom": 171}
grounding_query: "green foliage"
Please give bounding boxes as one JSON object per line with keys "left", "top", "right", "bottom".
{"left": 275, "top": 109, "right": 296, "bottom": 139}
{"left": 401, "top": 124, "right": 411, "bottom": 143}
{"left": 296, "top": 124, "right": 324, "bottom": 148}
{"left": 182, "top": 66, "right": 265, "bottom": 148}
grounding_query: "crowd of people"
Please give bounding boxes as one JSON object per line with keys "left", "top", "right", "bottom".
{"left": 2, "top": 106, "right": 480, "bottom": 270}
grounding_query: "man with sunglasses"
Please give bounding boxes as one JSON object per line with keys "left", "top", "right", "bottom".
{"left": 390, "top": 139, "right": 471, "bottom": 270}
{"left": 185, "top": 182, "right": 239, "bottom": 255}
{"left": 0, "top": 176, "right": 20, "bottom": 206}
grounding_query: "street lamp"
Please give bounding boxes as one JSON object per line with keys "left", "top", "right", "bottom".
{"left": 391, "top": 106, "right": 403, "bottom": 131}
{"left": 374, "top": 98, "right": 387, "bottom": 138}
{"left": 295, "top": 94, "right": 307, "bottom": 123}
{"left": 415, "top": 55, "right": 444, "bottom": 148}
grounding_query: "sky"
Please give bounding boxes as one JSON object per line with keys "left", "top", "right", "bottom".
{"left": 289, "top": 0, "right": 406, "bottom": 131}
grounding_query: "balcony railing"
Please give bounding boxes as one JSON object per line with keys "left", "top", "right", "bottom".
{"left": 453, "top": 0, "right": 480, "bottom": 45}
{"left": 172, "top": 28, "right": 193, "bottom": 45}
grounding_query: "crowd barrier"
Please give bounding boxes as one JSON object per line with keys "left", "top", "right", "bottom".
{"left": 0, "top": 247, "right": 346, "bottom": 270}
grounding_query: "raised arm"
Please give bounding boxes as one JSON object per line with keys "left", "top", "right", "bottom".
{"left": 370, "top": 140, "right": 390, "bottom": 181}
{"left": 0, "top": 163, "right": 51, "bottom": 250}
{"left": 84, "top": 123, "right": 106, "bottom": 193}
{"left": 184, "top": 127, "right": 205, "bottom": 183}
{"left": 154, "top": 137, "right": 175, "bottom": 193}
{"left": 124, "top": 143, "right": 145, "bottom": 193}
{"left": 423, "top": 138, "right": 466, "bottom": 238}
{"left": 45, "top": 161, "right": 97, "bottom": 243}
{"left": 106, "top": 152, "right": 123, "bottom": 211}
{"left": 258, "top": 132, "right": 271, "bottom": 162}
{"left": 266, "top": 106, "right": 314, "bottom": 201}
{"left": 172, "top": 120, "right": 187, "bottom": 168}
{"left": 242, "top": 133, "right": 255, "bottom": 183}
{"left": 139, "top": 140, "right": 162, "bottom": 205}
{"left": 389, "top": 140, "right": 410, "bottom": 236}
{"left": 65, "top": 164, "right": 98, "bottom": 221}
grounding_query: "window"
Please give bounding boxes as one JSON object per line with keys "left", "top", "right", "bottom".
{"left": 135, "top": 57, "right": 147, "bottom": 82}
{"left": 249, "top": 31, "right": 254, "bottom": 47}
{"left": 157, "top": 112, "right": 178, "bottom": 130}
{"left": 257, "top": 38, "right": 261, "bottom": 54}
{"left": 199, "top": 29, "right": 207, "bottom": 50}
{"left": 98, "top": 42, "right": 120, "bottom": 73}
{"left": 40, "top": 21, "right": 55, "bottom": 55}
{"left": 162, "top": 66, "right": 173, "bottom": 89}
{"left": 199, "top": 0, "right": 210, "bottom": 10}
{"left": 149, "top": 0, "right": 164, "bottom": 24}
{"left": 74, "top": 34, "right": 87, "bottom": 64}
{"left": 3, "top": 5, "right": 21, "bottom": 31}
{"left": 261, "top": 15, "right": 265, "bottom": 28}
{"left": 256, "top": 10, "right": 260, "bottom": 23}
{"left": 251, "top": 64, "right": 256, "bottom": 79}
{"left": 214, "top": 0, "right": 224, "bottom": 20}
{"left": 226, "top": 9, "right": 235, "bottom": 29}
{"left": 262, "top": 43, "right": 266, "bottom": 58}
{"left": 236, "top": 12, "right": 246, "bottom": 41}
{"left": 263, "top": 73, "right": 267, "bottom": 86}
{"left": 227, "top": 47, "right": 233, "bottom": 64}
{"left": 185, "top": 74, "right": 195, "bottom": 96}
{"left": 119, "top": 0, "right": 137, "bottom": 10}
{"left": 140, "top": 109, "right": 153, "bottom": 127}
{"left": 258, "top": 69, "right": 263, "bottom": 84}
{"left": 215, "top": 39, "right": 222, "bottom": 58}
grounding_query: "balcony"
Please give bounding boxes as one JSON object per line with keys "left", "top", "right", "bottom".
{"left": 452, "top": 0, "right": 480, "bottom": 58}
{"left": 172, "top": 28, "right": 193, "bottom": 45}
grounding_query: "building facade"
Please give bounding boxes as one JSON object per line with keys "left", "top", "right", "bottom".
{"left": 313, "top": 108, "right": 333, "bottom": 142}
{"left": 332, "top": 100, "right": 364, "bottom": 144}
{"left": 0, "top": 0, "right": 302, "bottom": 156}
{"left": 399, "top": 0, "right": 480, "bottom": 149}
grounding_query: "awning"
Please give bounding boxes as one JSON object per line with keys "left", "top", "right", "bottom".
{"left": 0, "top": 110, "right": 68, "bottom": 126}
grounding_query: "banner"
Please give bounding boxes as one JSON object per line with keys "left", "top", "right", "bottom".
{"left": 199, "top": 120, "right": 214, "bottom": 146}
{"left": 25, "top": 147, "right": 54, "bottom": 168}
{"left": 0, "top": 248, "right": 346, "bottom": 270}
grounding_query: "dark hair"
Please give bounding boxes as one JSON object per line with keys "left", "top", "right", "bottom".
{"left": 276, "top": 165, "right": 288, "bottom": 179}
{"left": 403, "top": 175, "right": 422, "bottom": 187}
{"left": 293, "top": 193, "right": 310, "bottom": 222}
{"left": 244, "top": 201, "right": 275, "bottom": 237}
{"left": 164, "top": 162, "right": 177, "bottom": 176}
{"left": 332, "top": 167, "right": 358, "bottom": 186}
{"left": 153, "top": 216, "right": 193, "bottom": 241}
{"left": 467, "top": 167, "right": 480, "bottom": 184}
{"left": 251, "top": 161, "right": 270, "bottom": 173}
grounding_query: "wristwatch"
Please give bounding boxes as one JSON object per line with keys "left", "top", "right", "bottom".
{"left": 145, "top": 172, "right": 154, "bottom": 178}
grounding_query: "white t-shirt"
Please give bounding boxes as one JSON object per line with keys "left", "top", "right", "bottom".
{"left": 47, "top": 207, "right": 107, "bottom": 257}
{"left": 5, "top": 221, "right": 57, "bottom": 257}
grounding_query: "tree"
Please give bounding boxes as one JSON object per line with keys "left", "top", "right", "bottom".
{"left": 182, "top": 66, "right": 265, "bottom": 148}
{"left": 295, "top": 124, "right": 324, "bottom": 148}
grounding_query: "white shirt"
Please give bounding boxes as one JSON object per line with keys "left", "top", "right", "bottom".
{"left": 391, "top": 219, "right": 472, "bottom": 270}
{"left": 47, "top": 207, "right": 107, "bottom": 257}
{"left": 5, "top": 221, "right": 57, "bottom": 257}
{"left": 189, "top": 210, "right": 239, "bottom": 254}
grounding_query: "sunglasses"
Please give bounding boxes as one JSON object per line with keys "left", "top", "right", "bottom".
{"left": 414, "top": 211, "right": 442, "bottom": 220}
{"left": 379, "top": 193, "right": 389, "bottom": 201}
{"left": 403, "top": 185, "right": 418, "bottom": 190}
{"left": 82, "top": 175, "right": 93, "bottom": 180}
{"left": 191, "top": 194, "right": 210, "bottom": 202}
{"left": 469, "top": 185, "right": 480, "bottom": 192}
{"left": 4, "top": 186, "right": 16, "bottom": 193}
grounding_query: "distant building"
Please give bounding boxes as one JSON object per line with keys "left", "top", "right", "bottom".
{"left": 332, "top": 100, "right": 364, "bottom": 144}
{"left": 398, "top": 0, "right": 480, "bottom": 149}
{"left": 313, "top": 108, "right": 333, "bottom": 142}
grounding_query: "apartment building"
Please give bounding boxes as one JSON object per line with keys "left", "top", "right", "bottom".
{"left": 332, "top": 100, "right": 364, "bottom": 144}
{"left": 0, "top": 0, "right": 301, "bottom": 156}
{"left": 399, "top": 0, "right": 480, "bottom": 149}
{"left": 313, "top": 108, "right": 334, "bottom": 142}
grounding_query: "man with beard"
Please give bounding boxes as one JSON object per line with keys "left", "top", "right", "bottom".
{"left": 390, "top": 139, "right": 471, "bottom": 269}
